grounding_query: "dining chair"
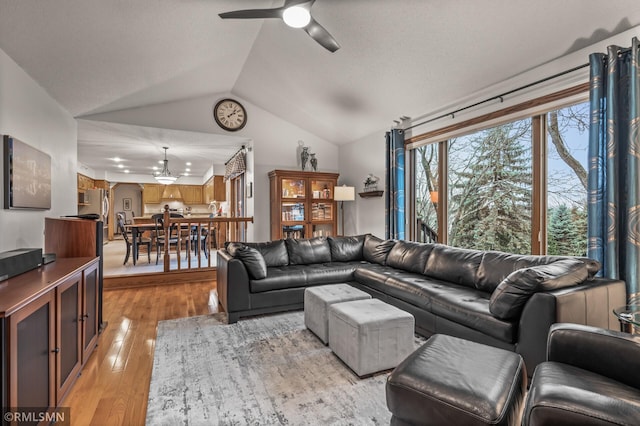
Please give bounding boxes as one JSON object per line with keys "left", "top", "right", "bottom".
{"left": 117, "top": 216, "right": 151, "bottom": 265}
{"left": 153, "top": 215, "right": 179, "bottom": 265}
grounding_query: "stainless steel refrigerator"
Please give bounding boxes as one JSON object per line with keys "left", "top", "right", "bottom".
{"left": 78, "top": 188, "right": 110, "bottom": 243}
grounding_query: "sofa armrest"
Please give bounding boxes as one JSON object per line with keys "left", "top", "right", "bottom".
{"left": 547, "top": 323, "right": 640, "bottom": 389}
{"left": 516, "top": 277, "right": 625, "bottom": 375}
{"left": 216, "top": 250, "right": 251, "bottom": 322}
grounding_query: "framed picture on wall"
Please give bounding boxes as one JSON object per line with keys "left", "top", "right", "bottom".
{"left": 123, "top": 198, "right": 132, "bottom": 211}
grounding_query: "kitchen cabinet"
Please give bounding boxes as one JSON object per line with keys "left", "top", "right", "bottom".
{"left": 2, "top": 257, "right": 100, "bottom": 414}
{"left": 268, "top": 170, "right": 338, "bottom": 240}
{"left": 77, "top": 173, "right": 94, "bottom": 190}
{"left": 203, "top": 175, "right": 226, "bottom": 205}
{"left": 143, "top": 183, "right": 163, "bottom": 204}
{"left": 179, "top": 185, "right": 203, "bottom": 204}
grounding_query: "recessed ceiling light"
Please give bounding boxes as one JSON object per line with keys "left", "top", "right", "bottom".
{"left": 113, "top": 157, "right": 122, "bottom": 162}
{"left": 185, "top": 168, "right": 191, "bottom": 172}
{"left": 124, "top": 170, "right": 130, "bottom": 173}
{"left": 158, "top": 160, "right": 164, "bottom": 164}
{"left": 117, "top": 164, "right": 124, "bottom": 168}
{"left": 186, "top": 162, "right": 192, "bottom": 166}
{"left": 152, "top": 166, "right": 159, "bottom": 171}
{"left": 184, "top": 173, "right": 190, "bottom": 176}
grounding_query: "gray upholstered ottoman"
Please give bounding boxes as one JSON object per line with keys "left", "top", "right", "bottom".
{"left": 386, "top": 334, "right": 527, "bottom": 426}
{"left": 304, "top": 283, "right": 371, "bottom": 344}
{"left": 328, "top": 298, "right": 415, "bottom": 377}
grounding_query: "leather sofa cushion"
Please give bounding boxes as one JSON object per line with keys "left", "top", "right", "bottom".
{"left": 363, "top": 234, "right": 397, "bottom": 265}
{"left": 523, "top": 362, "right": 640, "bottom": 426}
{"left": 285, "top": 237, "right": 331, "bottom": 265}
{"left": 303, "top": 261, "right": 362, "bottom": 285}
{"left": 354, "top": 265, "right": 516, "bottom": 343}
{"left": 476, "top": 252, "right": 602, "bottom": 293}
{"left": 425, "top": 245, "right": 483, "bottom": 288}
{"left": 328, "top": 235, "right": 365, "bottom": 262}
{"left": 490, "top": 259, "right": 589, "bottom": 320}
{"left": 244, "top": 240, "right": 289, "bottom": 267}
{"left": 250, "top": 265, "right": 308, "bottom": 293}
{"left": 233, "top": 245, "right": 267, "bottom": 280}
{"left": 386, "top": 240, "right": 434, "bottom": 274}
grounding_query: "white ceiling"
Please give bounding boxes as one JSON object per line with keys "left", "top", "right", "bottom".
{"left": 1, "top": 0, "right": 639, "bottom": 177}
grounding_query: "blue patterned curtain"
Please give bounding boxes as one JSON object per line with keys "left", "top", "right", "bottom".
{"left": 385, "top": 129, "right": 405, "bottom": 240}
{"left": 588, "top": 37, "right": 640, "bottom": 303}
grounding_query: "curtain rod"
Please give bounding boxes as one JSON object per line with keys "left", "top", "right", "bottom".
{"left": 404, "top": 62, "right": 590, "bottom": 132}
{"left": 225, "top": 145, "right": 246, "bottom": 165}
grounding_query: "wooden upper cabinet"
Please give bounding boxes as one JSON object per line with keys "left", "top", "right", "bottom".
{"left": 203, "top": 175, "right": 226, "bottom": 204}
{"left": 142, "top": 184, "right": 162, "bottom": 204}
{"left": 178, "top": 185, "right": 203, "bottom": 205}
{"left": 77, "top": 173, "right": 94, "bottom": 190}
{"left": 214, "top": 176, "right": 226, "bottom": 202}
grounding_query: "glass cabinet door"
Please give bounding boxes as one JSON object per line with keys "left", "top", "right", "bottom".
{"left": 311, "top": 202, "right": 333, "bottom": 221}
{"left": 282, "top": 179, "right": 306, "bottom": 199}
{"left": 311, "top": 224, "right": 333, "bottom": 237}
{"left": 281, "top": 202, "right": 305, "bottom": 222}
{"left": 310, "top": 180, "right": 333, "bottom": 199}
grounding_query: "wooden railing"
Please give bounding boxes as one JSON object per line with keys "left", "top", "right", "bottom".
{"left": 158, "top": 206, "right": 253, "bottom": 272}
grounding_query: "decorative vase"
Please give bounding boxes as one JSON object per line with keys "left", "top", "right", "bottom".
{"left": 301, "top": 147, "right": 310, "bottom": 170}
{"left": 310, "top": 153, "right": 318, "bottom": 171}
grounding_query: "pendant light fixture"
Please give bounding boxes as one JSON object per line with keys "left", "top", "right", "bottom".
{"left": 154, "top": 147, "right": 179, "bottom": 185}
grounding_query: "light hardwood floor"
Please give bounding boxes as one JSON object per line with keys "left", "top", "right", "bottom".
{"left": 63, "top": 281, "right": 218, "bottom": 425}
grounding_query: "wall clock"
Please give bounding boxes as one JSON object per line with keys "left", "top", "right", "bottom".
{"left": 213, "top": 98, "right": 247, "bottom": 131}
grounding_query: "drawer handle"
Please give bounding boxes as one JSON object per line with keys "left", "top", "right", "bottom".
{"left": 51, "top": 347, "right": 60, "bottom": 354}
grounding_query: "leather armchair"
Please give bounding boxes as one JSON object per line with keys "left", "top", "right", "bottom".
{"left": 523, "top": 323, "right": 640, "bottom": 425}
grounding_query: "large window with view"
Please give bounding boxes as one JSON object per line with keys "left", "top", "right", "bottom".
{"left": 546, "top": 102, "right": 588, "bottom": 256}
{"left": 411, "top": 94, "right": 589, "bottom": 256}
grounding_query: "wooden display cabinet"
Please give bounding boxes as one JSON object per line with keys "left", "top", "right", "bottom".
{"left": 268, "top": 170, "right": 339, "bottom": 240}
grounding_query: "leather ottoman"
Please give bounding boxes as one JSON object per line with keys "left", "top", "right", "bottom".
{"left": 304, "top": 283, "right": 371, "bottom": 344}
{"left": 328, "top": 298, "right": 415, "bottom": 377}
{"left": 386, "top": 334, "right": 527, "bottom": 426}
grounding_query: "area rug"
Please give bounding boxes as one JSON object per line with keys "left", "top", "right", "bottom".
{"left": 146, "top": 311, "right": 419, "bottom": 425}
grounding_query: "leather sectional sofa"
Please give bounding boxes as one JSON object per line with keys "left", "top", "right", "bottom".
{"left": 217, "top": 234, "right": 625, "bottom": 373}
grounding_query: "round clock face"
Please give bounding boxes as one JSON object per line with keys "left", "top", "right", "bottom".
{"left": 214, "top": 99, "right": 247, "bottom": 131}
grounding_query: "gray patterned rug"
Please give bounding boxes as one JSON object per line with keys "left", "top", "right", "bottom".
{"left": 146, "top": 311, "right": 413, "bottom": 425}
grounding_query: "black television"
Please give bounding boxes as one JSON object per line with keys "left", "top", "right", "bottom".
{"left": 3, "top": 135, "right": 51, "bottom": 210}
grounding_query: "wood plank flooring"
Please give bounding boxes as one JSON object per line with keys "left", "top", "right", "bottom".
{"left": 62, "top": 280, "right": 218, "bottom": 425}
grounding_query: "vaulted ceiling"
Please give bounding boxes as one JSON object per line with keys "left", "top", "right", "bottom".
{"left": 1, "top": 0, "right": 639, "bottom": 175}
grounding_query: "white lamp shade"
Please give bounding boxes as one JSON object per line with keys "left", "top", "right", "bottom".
{"left": 334, "top": 185, "right": 355, "bottom": 201}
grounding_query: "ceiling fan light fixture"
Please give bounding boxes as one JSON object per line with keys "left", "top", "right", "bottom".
{"left": 282, "top": 6, "right": 310, "bottom": 28}
{"left": 153, "top": 147, "right": 179, "bottom": 185}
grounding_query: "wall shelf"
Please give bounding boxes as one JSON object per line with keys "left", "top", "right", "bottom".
{"left": 358, "top": 190, "right": 384, "bottom": 198}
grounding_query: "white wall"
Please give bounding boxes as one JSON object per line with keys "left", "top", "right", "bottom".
{"left": 82, "top": 93, "right": 339, "bottom": 241}
{"left": 338, "top": 130, "right": 386, "bottom": 238}
{"left": 0, "top": 48, "right": 77, "bottom": 252}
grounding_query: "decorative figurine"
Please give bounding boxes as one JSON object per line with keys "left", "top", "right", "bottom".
{"left": 310, "top": 153, "right": 318, "bottom": 171}
{"left": 301, "top": 146, "right": 310, "bottom": 170}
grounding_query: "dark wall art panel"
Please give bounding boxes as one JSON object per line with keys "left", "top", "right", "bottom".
{"left": 3, "top": 135, "right": 52, "bottom": 210}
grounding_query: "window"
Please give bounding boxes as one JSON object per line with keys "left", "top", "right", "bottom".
{"left": 447, "top": 120, "right": 532, "bottom": 253}
{"left": 415, "top": 144, "right": 439, "bottom": 242}
{"left": 410, "top": 94, "right": 589, "bottom": 255}
{"left": 546, "top": 103, "right": 588, "bottom": 256}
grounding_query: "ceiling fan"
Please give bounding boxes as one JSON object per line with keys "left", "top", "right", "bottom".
{"left": 219, "top": 0, "right": 340, "bottom": 53}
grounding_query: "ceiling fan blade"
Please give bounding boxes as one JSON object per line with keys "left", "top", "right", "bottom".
{"left": 219, "top": 8, "right": 283, "bottom": 20}
{"left": 304, "top": 18, "right": 340, "bottom": 52}
{"left": 284, "top": 0, "right": 314, "bottom": 7}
